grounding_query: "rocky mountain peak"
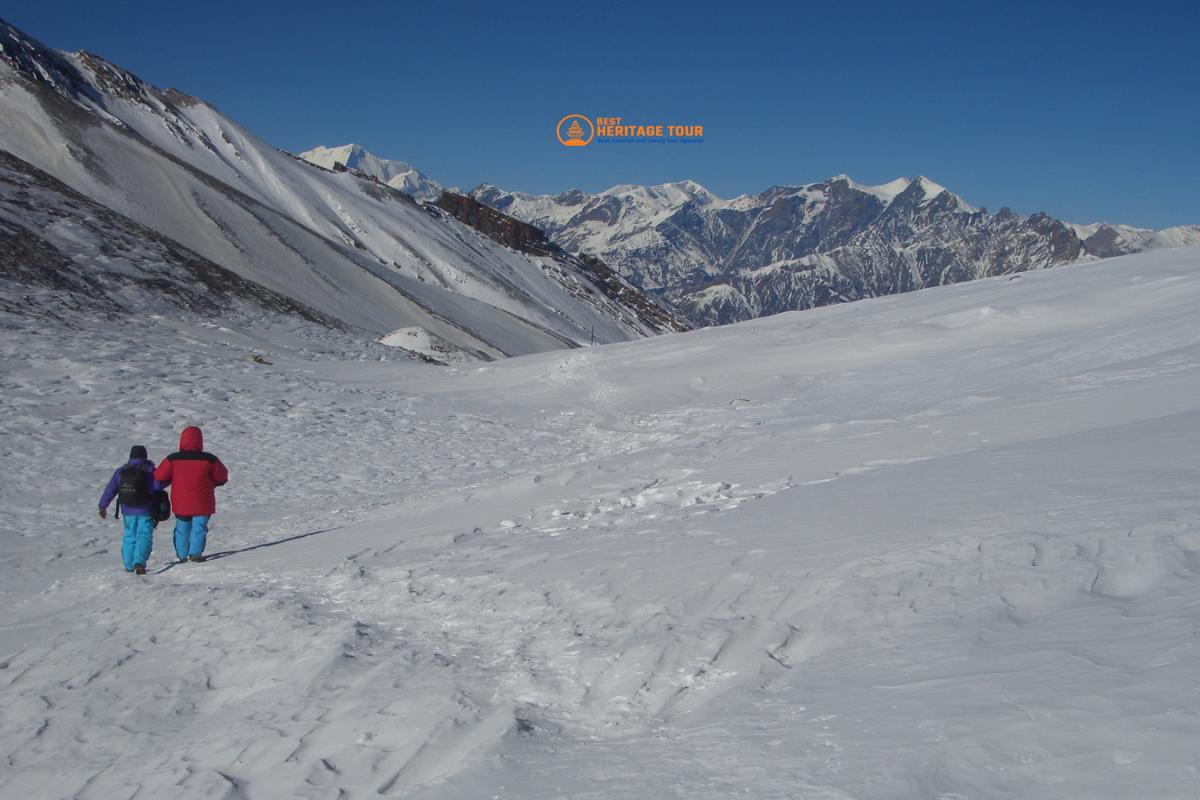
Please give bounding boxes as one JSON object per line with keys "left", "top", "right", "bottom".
{"left": 0, "top": 17, "right": 93, "bottom": 100}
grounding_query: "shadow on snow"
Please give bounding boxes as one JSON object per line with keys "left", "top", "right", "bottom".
{"left": 153, "top": 526, "right": 344, "bottom": 574}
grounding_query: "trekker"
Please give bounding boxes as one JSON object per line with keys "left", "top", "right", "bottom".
{"left": 155, "top": 426, "right": 228, "bottom": 563}
{"left": 98, "top": 445, "right": 159, "bottom": 575}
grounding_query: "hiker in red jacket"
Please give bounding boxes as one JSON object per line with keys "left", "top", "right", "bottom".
{"left": 155, "top": 426, "right": 228, "bottom": 563}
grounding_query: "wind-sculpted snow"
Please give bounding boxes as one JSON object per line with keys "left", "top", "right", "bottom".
{"left": 3, "top": 245, "right": 1200, "bottom": 798}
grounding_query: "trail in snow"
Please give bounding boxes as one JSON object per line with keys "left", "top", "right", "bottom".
{"left": 3, "top": 247, "right": 1200, "bottom": 799}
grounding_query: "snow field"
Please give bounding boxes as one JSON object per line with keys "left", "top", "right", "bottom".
{"left": 2, "top": 246, "right": 1200, "bottom": 798}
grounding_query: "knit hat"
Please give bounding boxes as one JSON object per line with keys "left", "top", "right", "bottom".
{"left": 129, "top": 445, "right": 148, "bottom": 460}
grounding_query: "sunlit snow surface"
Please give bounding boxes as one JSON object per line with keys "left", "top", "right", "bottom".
{"left": 3, "top": 247, "right": 1200, "bottom": 799}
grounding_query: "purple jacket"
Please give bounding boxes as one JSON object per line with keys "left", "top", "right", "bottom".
{"left": 99, "top": 458, "right": 159, "bottom": 516}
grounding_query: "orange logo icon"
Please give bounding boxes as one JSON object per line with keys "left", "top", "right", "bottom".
{"left": 556, "top": 114, "right": 594, "bottom": 147}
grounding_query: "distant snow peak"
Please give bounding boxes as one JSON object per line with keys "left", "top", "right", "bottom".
{"left": 1069, "top": 221, "right": 1200, "bottom": 259}
{"left": 299, "top": 143, "right": 443, "bottom": 201}
{"left": 844, "top": 176, "right": 913, "bottom": 203}
{"left": 597, "top": 179, "right": 723, "bottom": 213}
{"left": 914, "top": 175, "right": 948, "bottom": 198}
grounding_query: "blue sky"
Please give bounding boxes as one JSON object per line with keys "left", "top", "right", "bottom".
{"left": 7, "top": 0, "right": 1198, "bottom": 227}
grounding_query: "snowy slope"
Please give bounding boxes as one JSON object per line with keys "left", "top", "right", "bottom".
{"left": 0, "top": 149, "right": 344, "bottom": 328}
{"left": 3, "top": 245, "right": 1200, "bottom": 799}
{"left": 299, "top": 144, "right": 443, "bottom": 201}
{"left": 0, "top": 19, "right": 669, "bottom": 357}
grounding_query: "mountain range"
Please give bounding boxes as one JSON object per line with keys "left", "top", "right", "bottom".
{"left": 295, "top": 139, "right": 1199, "bottom": 330}
{"left": 471, "top": 177, "right": 1200, "bottom": 325}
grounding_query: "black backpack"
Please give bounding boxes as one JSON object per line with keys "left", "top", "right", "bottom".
{"left": 151, "top": 489, "right": 172, "bottom": 523}
{"left": 117, "top": 463, "right": 152, "bottom": 509}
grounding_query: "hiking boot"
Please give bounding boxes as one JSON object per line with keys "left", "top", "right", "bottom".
{"left": 133, "top": 564, "right": 146, "bottom": 575}
{"left": 188, "top": 554, "right": 206, "bottom": 563}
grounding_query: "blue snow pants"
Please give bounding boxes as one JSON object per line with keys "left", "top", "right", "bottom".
{"left": 121, "top": 514, "right": 154, "bottom": 572}
{"left": 174, "top": 515, "right": 211, "bottom": 560}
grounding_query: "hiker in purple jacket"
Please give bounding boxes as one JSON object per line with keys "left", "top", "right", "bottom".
{"left": 98, "top": 445, "right": 160, "bottom": 575}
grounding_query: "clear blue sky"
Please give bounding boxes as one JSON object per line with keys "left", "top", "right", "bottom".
{"left": 7, "top": 0, "right": 1198, "bottom": 227}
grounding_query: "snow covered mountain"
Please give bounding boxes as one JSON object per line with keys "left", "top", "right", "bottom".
{"left": 0, "top": 18, "right": 675, "bottom": 360}
{"left": 473, "top": 176, "right": 1196, "bottom": 326}
{"left": 0, "top": 149, "right": 337, "bottom": 328}
{"left": 1069, "top": 220, "right": 1200, "bottom": 258}
{"left": 299, "top": 143, "right": 443, "bottom": 202}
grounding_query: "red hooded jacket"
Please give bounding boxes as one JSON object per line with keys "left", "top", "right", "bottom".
{"left": 155, "top": 426, "right": 228, "bottom": 517}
